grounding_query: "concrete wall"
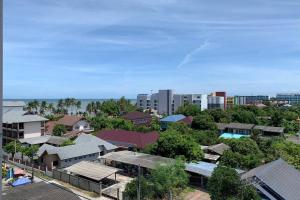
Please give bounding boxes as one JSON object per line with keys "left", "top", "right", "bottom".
{"left": 73, "top": 120, "right": 90, "bottom": 131}
{"left": 24, "top": 121, "right": 42, "bottom": 138}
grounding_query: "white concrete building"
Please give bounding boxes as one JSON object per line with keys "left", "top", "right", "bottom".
{"left": 3, "top": 110, "right": 48, "bottom": 145}
{"left": 137, "top": 89, "right": 208, "bottom": 115}
{"left": 208, "top": 96, "right": 225, "bottom": 110}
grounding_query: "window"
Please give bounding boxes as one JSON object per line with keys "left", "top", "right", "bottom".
{"left": 19, "top": 123, "right": 24, "bottom": 129}
{"left": 18, "top": 132, "right": 24, "bottom": 139}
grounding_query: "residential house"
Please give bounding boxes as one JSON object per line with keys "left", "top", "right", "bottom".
{"left": 242, "top": 159, "right": 300, "bottom": 200}
{"left": 37, "top": 134, "right": 117, "bottom": 170}
{"left": 160, "top": 114, "right": 193, "bottom": 130}
{"left": 202, "top": 143, "right": 230, "bottom": 163}
{"left": 96, "top": 129, "right": 159, "bottom": 150}
{"left": 122, "top": 111, "right": 152, "bottom": 126}
{"left": 3, "top": 110, "right": 48, "bottom": 145}
{"left": 253, "top": 126, "right": 284, "bottom": 137}
{"left": 46, "top": 115, "right": 93, "bottom": 138}
{"left": 217, "top": 123, "right": 284, "bottom": 138}
{"left": 186, "top": 161, "right": 244, "bottom": 189}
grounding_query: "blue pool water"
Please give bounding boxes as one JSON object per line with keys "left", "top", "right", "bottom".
{"left": 220, "top": 133, "right": 250, "bottom": 139}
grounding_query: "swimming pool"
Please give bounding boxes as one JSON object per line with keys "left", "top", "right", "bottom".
{"left": 220, "top": 133, "right": 250, "bottom": 139}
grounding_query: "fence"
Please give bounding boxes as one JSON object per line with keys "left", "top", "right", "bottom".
{"left": 53, "top": 169, "right": 102, "bottom": 194}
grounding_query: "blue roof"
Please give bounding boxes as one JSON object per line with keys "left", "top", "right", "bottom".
{"left": 220, "top": 133, "right": 250, "bottom": 139}
{"left": 185, "top": 161, "right": 244, "bottom": 177}
{"left": 161, "top": 114, "right": 186, "bottom": 122}
{"left": 12, "top": 177, "right": 31, "bottom": 187}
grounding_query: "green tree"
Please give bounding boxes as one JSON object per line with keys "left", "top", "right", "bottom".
{"left": 23, "top": 145, "right": 39, "bottom": 181}
{"left": 238, "top": 185, "right": 261, "bottom": 200}
{"left": 101, "top": 99, "right": 120, "bottom": 116}
{"left": 145, "top": 129, "right": 203, "bottom": 161}
{"left": 124, "top": 160, "right": 189, "bottom": 199}
{"left": 175, "top": 103, "right": 201, "bottom": 116}
{"left": 220, "top": 138, "right": 264, "bottom": 169}
{"left": 192, "top": 114, "right": 217, "bottom": 131}
{"left": 149, "top": 160, "right": 189, "bottom": 199}
{"left": 61, "top": 139, "right": 75, "bottom": 146}
{"left": 191, "top": 130, "right": 220, "bottom": 146}
{"left": 52, "top": 124, "right": 67, "bottom": 136}
{"left": 208, "top": 166, "right": 240, "bottom": 200}
{"left": 270, "top": 110, "right": 283, "bottom": 127}
{"left": 4, "top": 141, "right": 21, "bottom": 160}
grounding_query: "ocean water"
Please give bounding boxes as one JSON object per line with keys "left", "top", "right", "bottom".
{"left": 5, "top": 99, "right": 137, "bottom": 113}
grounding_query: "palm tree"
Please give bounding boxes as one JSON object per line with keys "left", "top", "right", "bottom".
{"left": 48, "top": 103, "right": 55, "bottom": 114}
{"left": 39, "top": 101, "right": 47, "bottom": 115}
{"left": 76, "top": 100, "right": 81, "bottom": 114}
{"left": 32, "top": 100, "right": 40, "bottom": 113}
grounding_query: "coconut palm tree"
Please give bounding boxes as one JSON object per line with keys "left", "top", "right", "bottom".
{"left": 76, "top": 100, "right": 81, "bottom": 114}
{"left": 39, "top": 101, "right": 47, "bottom": 115}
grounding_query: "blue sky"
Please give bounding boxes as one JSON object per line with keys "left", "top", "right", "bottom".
{"left": 4, "top": 0, "right": 300, "bottom": 99}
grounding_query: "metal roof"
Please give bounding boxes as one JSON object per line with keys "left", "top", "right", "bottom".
{"left": 185, "top": 162, "right": 244, "bottom": 177}
{"left": 100, "top": 150, "right": 175, "bottom": 169}
{"left": 37, "top": 134, "right": 117, "bottom": 160}
{"left": 254, "top": 125, "right": 284, "bottom": 133}
{"left": 226, "top": 123, "right": 255, "bottom": 130}
{"left": 19, "top": 135, "right": 68, "bottom": 145}
{"left": 3, "top": 110, "right": 48, "bottom": 123}
{"left": 242, "top": 159, "right": 300, "bottom": 200}
{"left": 2, "top": 182, "right": 81, "bottom": 200}
{"left": 206, "top": 143, "right": 230, "bottom": 155}
{"left": 160, "top": 114, "right": 186, "bottom": 122}
{"left": 65, "top": 161, "right": 120, "bottom": 181}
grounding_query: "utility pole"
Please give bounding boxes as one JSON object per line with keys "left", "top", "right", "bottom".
{"left": 0, "top": 0, "right": 3, "bottom": 199}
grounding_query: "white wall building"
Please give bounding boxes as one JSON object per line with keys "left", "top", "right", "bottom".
{"left": 207, "top": 96, "right": 225, "bottom": 110}
{"left": 3, "top": 110, "right": 48, "bottom": 145}
{"left": 137, "top": 89, "right": 208, "bottom": 115}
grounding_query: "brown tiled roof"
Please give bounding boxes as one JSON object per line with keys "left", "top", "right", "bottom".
{"left": 179, "top": 116, "right": 193, "bottom": 125}
{"left": 45, "top": 121, "right": 57, "bottom": 134}
{"left": 56, "top": 115, "right": 84, "bottom": 126}
{"left": 122, "top": 111, "right": 152, "bottom": 120}
{"left": 96, "top": 129, "right": 159, "bottom": 149}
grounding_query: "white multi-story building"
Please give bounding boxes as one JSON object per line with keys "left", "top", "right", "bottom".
{"left": 3, "top": 110, "right": 48, "bottom": 145}
{"left": 208, "top": 96, "right": 225, "bottom": 110}
{"left": 137, "top": 89, "right": 208, "bottom": 115}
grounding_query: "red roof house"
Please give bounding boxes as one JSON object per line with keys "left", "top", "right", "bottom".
{"left": 96, "top": 130, "right": 159, "bottom": 149}
{"left": 122, "top": 111, "right": 152, "bottom": 126}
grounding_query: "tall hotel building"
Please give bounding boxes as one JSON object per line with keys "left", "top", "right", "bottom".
{"left": 276, "top": 93, "right": 300, "bottom": 105}
{"left": 137, "top": 89, "right": 226, "bottom": 115}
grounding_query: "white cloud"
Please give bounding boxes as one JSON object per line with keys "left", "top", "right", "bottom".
{"left": 177, "top": 41, "right": 213, "bottom": 69}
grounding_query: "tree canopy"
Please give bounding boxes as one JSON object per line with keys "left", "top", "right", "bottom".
{"left": 52, "top": 124, "right": 67, "bottom": 136}
{"left": 124, "top": 160, "right": 189, "bottom": 199}
{"left": 144, "top": 129, "right": 203, "bottom": 162}
{"left": 208, "top": 165, "right": 260, "bottom": 200}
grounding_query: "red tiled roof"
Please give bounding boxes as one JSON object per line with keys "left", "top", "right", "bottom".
{"left": 45, "top": 121, "right": 57, "bottom": 134}
{"left": 57, "top": 115, "right": 84, "bottom": 127}
{"left": 122, "top": 111, "right": 152, "bottom": 120}
{"left": 179, "top": 116, "right": 193, "bottom": 125}
{"left": 96, "top": 130, "right": 159, "bottom": 149}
